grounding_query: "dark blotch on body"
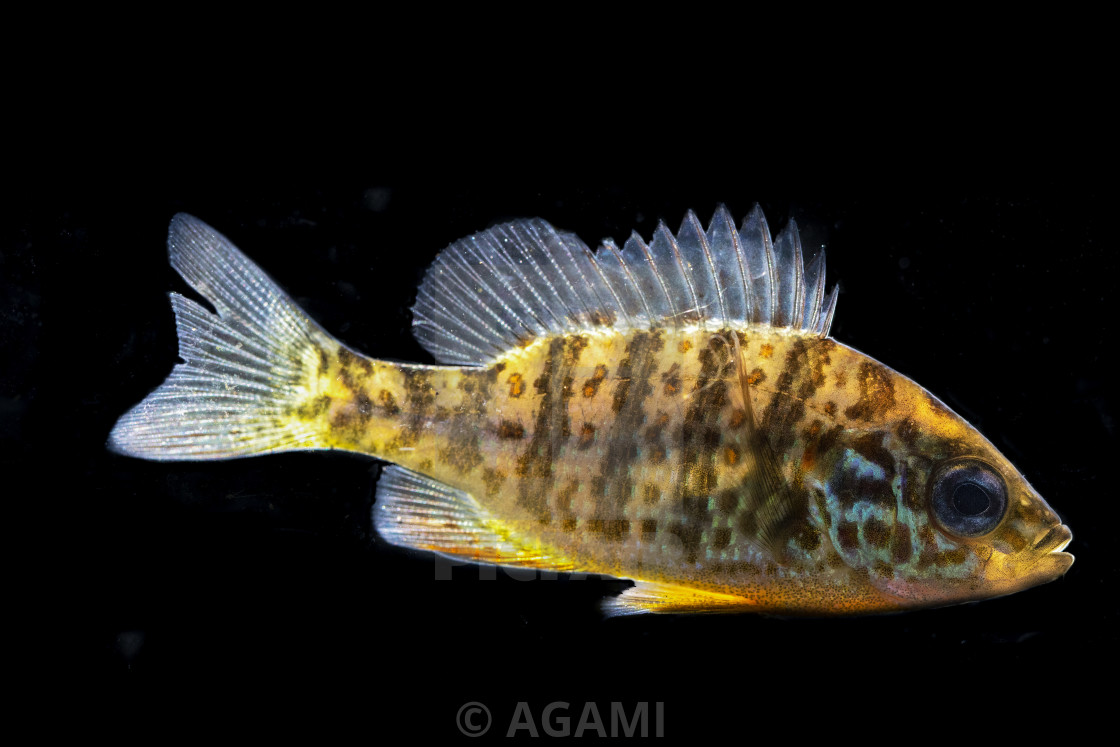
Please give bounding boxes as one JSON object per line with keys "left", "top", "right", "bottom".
{"left": 378, "top": 389, "right": 399, "bottom": 415}
{"left": 851, "top": 432, "right": 896, "bottom": 480}
{"left": 588, "top": 518, "right": 630, "bottom": 541}
{"left": 844, "top": 361, "right": 896, "bottom": 421}
{"left": 895, "top": 417, "right": 919, "bottom": 446}
{"left": 498, "top": 420, "right": 525, "bottom": 439}
{"left": 661, "top": 363, "right": 682, "bottom": 396}
{"left": 295, "top": 394, "right": 331, "bottom": 421}
{"left": 863, "top": 517, "right": 891, "bottom": 549}
{"left": 890, "top": 528, "right": 912, "bottom": 563}
{"left": 795, "top": 525, "right": 822, "bottom": 552}
{"left": 337, "top": 347, "right": 373, "bottom": 374}
{"left": 712, "top": 527, "right": 732, "bottom": 550}
{"left": 482, "top": 467, "right": 506, "bottom": 498}
{"left": 837, "top": 521, "right": 860, "bottom": 552}
{"left": 577, "top": 422, "right": 596, "bottom": 450}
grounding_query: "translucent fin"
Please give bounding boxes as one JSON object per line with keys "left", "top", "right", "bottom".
{"left": 737, "top": 205, "right": 776, "bottom": 326}
{"left": 771, "top": 219, "right": 804, "bottom": 328}
{"left": 412, "top": 205, "right": 837, "bottom": 365}
{"left": 373, "top": 466, "right": 578, "bottom": 571}
{"left": 109, "top": 214, "right": 336, "bottom": 460}
{"left": 602, "top": 580, "right": 754, "bottom": 616}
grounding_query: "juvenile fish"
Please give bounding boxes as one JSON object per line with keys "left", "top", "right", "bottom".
{"left": 110, "top": 208, "right": 1073, "bottom": 614}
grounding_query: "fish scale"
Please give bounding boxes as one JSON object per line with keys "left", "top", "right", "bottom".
{"left": 109, "top": 208, "right": 1074, "bottom": 615}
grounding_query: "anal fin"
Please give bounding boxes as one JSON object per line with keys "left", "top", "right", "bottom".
{"left": 603, "top": 581, "right": 756, "bottom": 616}
{"left": 373, "top": 466, "right": 577, "bottom": 572}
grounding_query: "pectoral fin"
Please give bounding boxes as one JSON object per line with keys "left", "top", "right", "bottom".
{"left": 718, "top": 331, "right": 809, "bottom": 560}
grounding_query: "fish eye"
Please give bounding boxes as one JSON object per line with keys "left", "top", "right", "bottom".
{"left": 929, "top": 459, "right": 1008, "bottom": 538}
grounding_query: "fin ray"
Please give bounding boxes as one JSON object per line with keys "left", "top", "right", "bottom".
{"left": 373, "top": 466, "right": 578, "bottom": 572}
{"left": 603, "top": 580, "right": 755, "bottom": 616}
{"left": 109, "top": 214, "right": 335, "bottom": 460}
{"left": 412, "top": 206, "right": 837, "bottom": 365}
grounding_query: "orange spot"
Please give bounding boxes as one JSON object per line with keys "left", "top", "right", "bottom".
{"left": 508, "top": 373, "right": 524, "bottom": 398}
{"left": 747, "top": 368, "right": 765, "bottom": 385}
{"left": 759, "top": 344, "right": 774, "bottom": 359}
{"left": 728, "top": 409, "right": 747, "bottom": 428}
{"left": 664, "top": 382, "right": 678, "bottom": 395}
{"left": 724, "top": 446, "right": 739, "bottom": 465}
{"left": 678, "top": 339, "right": 692, "bottom": 354}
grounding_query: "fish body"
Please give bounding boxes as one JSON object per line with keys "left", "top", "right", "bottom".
{"left": 111, "top": 208, "right": 1073, "bottom": 615}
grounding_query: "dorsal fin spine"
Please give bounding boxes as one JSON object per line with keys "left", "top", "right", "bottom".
{"left": 803, "top": 250, "right": 826, "bottom": 332}
{"left": 411, "top": 206, "right": 839, "bottom": 365}
{"left": 741, "top": 205, "right": 776, "bottom": 325}
{"left": 639, "top": 228, "right": 678, "bottom": 321}
{"left": 789, "top": 219, "right": 805, "bottom": 328}
{"left": 658, "top": 221, "right": 701, "bottom": 326}
{"left": 550, "top": 229, "right": 598, "bottom": 322}
{"left": 608, "top": 239, "right": 655, "bottom": 326}
{"left": 689, "top": 210, "right": 727, "bottom": 324}
{"left": 709, "top": 205, "right": 752, "bottom": 321}
{"left": 582, "top": 242, "right": 631, "bottom": 328}
{"left": 819, "top": 285, "right": 839, "bottom": 336}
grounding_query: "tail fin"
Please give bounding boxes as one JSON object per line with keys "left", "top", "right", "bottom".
{"left": 109, "top": 214, "right": 337, "bottom": 460}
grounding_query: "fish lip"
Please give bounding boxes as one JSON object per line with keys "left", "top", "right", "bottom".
{"left": 1030, "top": 524, "right": 1074, "bottom": 577}
{"left": 1033, "top": 523, "right": 1073, "bottom": 555}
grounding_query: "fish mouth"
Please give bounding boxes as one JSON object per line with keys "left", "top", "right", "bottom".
{"left": 1034, "top": 523, "right": 1073, "bottom": 554}
{"left": 1031, "top": 523, "right": 1074, "bottom": 575}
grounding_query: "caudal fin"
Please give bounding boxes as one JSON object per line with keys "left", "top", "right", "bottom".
{"left": 109, "top": 214, "right": 337, "bottom": 460}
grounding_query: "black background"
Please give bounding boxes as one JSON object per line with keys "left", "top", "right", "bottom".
{"left": 9, "top": 175, "right": 1115, "bottom": 735}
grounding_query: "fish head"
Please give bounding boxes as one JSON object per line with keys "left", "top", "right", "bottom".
{"left": 805, "top": 350, "right": 1073, "bottom": 610}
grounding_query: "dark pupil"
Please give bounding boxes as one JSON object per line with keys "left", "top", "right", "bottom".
{"left": 952, "top": 482, "right": 990, "bottom": 516}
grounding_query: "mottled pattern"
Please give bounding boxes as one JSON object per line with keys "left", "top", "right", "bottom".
{"left": 287, "top": 324, "right": 1071, "bottom": 614}
{"left": 115, "top": 212, "right": 1071, "bottom": 616}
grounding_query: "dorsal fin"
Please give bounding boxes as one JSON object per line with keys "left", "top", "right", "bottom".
{"left": 412, "top": 205, "right": 839, "bottom": 365}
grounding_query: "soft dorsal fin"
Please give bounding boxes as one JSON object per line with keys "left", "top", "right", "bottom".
{"left": 412, "top": 205, "right": 839, "bottom": 365}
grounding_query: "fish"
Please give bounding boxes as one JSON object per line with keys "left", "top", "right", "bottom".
{"left": 109, "top": 207, "right": 1074, "bottom": 615}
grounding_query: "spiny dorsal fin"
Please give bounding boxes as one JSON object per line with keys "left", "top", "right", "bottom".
{"left": 412, "top": 205, "right": 839, "bottom": 365}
